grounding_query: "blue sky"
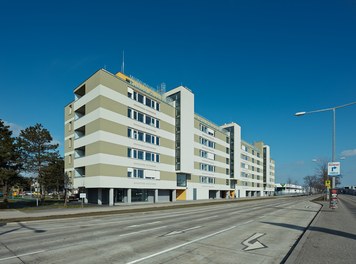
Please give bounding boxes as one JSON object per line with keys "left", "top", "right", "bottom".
{"left": 1, "top": 0, "right": 355, "bottom": 186}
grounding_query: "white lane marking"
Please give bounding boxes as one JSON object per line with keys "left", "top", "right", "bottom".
{"left": 127, "top": 220, "right": 254, "bottom": 264}
{"left": 128, "top": 221, "right": 161, "bottom": 228}
{"left": 119, "top": 226, "right": 167, "bottom": 237}
{"left": 0, "top": 250, "right": 45, "bottom": 261}
{"left": 164, "top": 226, "right": 202, "bottom": 236}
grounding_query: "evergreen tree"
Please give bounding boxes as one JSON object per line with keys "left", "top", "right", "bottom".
{"left": 0, "top": 119, "right": 21, "bottom": 199}
{"left": 40, "top": 156, "right": 65, "bottom": 197}
{"left": 17, "top": 123, "right": 59, "bottom": 201}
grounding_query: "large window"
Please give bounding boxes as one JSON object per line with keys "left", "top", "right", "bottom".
{"left": 128, "top": 87, "right": 160, "bottom": 111}
{"left": 200, "top": 124, "right": 215, "bottom": 136}
{"left": 200, "top": 176, "right": 215, "bottom": 184}
{"left": 200, "top": 150, "right": 215, "bottom": 160}
{"left": 200, "top": 137, "right": 215, "bottom": 149}
{"left": 128, "top": 108, "right": 160, "bottom": 128}
{"left": 127, "top": 168, "right": 160, "bottom": 180}
{"left": 177, "top": 174, "right": 187, "bottom": 187}
{"left": 127, "top": 148, "right": 160, "bottom": 163}
{"left": 128, "top": 128, "right": 160, "bottom": 145}
{"left": 200, "top": 163, "right": 215, "bottom": 172}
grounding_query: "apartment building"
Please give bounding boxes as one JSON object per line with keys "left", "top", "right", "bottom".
{"left": 64, "top": 69, "right": 275, "bottom": 205}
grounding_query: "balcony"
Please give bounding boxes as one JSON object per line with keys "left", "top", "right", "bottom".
{"left": 74, "top": 84, "right": 85, "bottom": 100}
{"left": 75, "top": 167, "right": 85, "bottom": 177}
{"left": 75, "top": 105, "right": 85, "bottom": 120}
{"left": 75, "top": 146, "right": 86, "bottom": 159}
{"left": 75, "top": 126, "right": 85, "bottom": 140}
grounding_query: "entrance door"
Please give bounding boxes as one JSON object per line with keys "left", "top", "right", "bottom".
{"left": 193, "top": 188, "right": 197, "bottom": 200}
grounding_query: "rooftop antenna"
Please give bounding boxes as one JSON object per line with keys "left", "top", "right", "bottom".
{"left": 121, "top": 50, "right": 125, "bottom": 73}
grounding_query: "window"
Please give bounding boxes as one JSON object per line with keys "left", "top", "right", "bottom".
{"left": 138, "top": 131, "right": 144, "bottom": 141}
{"left": 200, "top": 163, "right": 215, "bottom": 172}
{"left": 138, "top": 150, "right": 144, "bottom": 160}
{"left": 145, "top": 116, "right": 152, "bottom": 125}
{"left": 68, "top": 138, "right": 72, "bottom": 148}
{"left": 128, "top": 128, "right": 159, "bottom": 146}
{"left": 200, "top": 150, "right": 208, "bottom": 158}
{"left": 137, "top": 93, "right": 144, "bottom": 103}
{"left": 177, "top": 174, "right": 187, "bottom": 187}
{"left": 128, "top": 88, "right": 160, "bottom": 111}
{"left": 200, "top": 124, "right": 207, "bottom": 133}
{"left": 146, "top": 97, "right": 152, "bottom": 107}
{"left": 200, "top": 137, "right": 215, "bottom": 149}
{"left": 200, "top": 176, "right": 215, "bottom": 184}
{"left": 138, "top": 112, "right": 144, "bottom": 122}
{"left": 68, "top": 122, "right": 72, "bottom": 132}
{"left": 200, "top": 124, "right": 215, "bottom": 136}
{"left": 128, "top": 148, "right": 160, "bottom": 163}
{"left": 146, "top": 134, "right": 151, "bottom": 143}
{"left": 128, "top": 108, "right": 159, "bottom": 128}
{"left": 145, "top": 152, "right": 152, "bottom": 161}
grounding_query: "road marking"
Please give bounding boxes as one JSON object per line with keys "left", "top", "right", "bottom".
{"left": 164, "top": 226, "right": 202, "bottom": 236}
{"left": 0, "top": 250, "right": 45, "bottom": 261}
{"left": 119, "top": 226, "right": 167, "bottom": 237}
{"left": 128, "top": 221, "right": 161, "bottom": 228}
{"left": 127, "top": 220, "right": 254, "bottom": 264}
{"left": 242, "top": 233, "right": 267, "bottom": 251}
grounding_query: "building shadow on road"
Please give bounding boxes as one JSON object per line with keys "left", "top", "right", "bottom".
{"left": 261, "top": 221, "right": 356, "bottom": 241}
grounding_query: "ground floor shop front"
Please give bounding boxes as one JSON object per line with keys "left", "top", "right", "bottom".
{"left": 82, "top": 187, "right": 234, "bottom": 206}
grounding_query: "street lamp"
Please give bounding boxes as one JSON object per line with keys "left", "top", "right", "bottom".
{"left": 295, "top": 101, "right": 356, "bottom": 189}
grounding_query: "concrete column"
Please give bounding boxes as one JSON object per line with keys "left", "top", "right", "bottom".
{"left": 98, "top": 188, "right": 102, "bottom": 205}
{"left": 84, "top": 189, "right": 88, "bottom": 204}
{"left": 109, "top": 188, "right": 114, "bottom": 206}
{"left": 216, "top": 190, "right": 220, "bottom": 199}
{"left": 154, "top": 189, "right": 158, "bottom": 203}
{"left": 127, "top": 188, "right": 132, "bottom": 204}
{"left": 172, "top": 190, "right": 176, "bottom": 202}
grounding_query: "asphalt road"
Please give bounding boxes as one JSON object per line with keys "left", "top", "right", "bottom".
{"left": 0, "top": 196, "right": 320, "bottom": 264}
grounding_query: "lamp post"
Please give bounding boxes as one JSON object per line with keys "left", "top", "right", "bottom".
{"left": 295, "top": 101, "right": 356, "bottom": 189}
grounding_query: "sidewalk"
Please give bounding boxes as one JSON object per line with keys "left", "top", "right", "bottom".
{"left": 285, "top": 195, "right": 356, "bottom": 264}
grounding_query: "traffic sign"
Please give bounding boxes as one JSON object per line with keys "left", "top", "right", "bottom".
{"left": 328, "top": 162, "right": 340, "bottom": 176}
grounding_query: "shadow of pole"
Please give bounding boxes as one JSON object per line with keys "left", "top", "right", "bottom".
{"left": 261, "top": 221, "right": 356, "bottom": 240}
